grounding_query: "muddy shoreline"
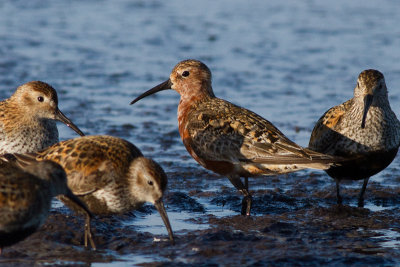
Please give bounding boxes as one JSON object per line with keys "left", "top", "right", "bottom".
{"left": 2, "top": 170, "right": 400, "bottom": 266}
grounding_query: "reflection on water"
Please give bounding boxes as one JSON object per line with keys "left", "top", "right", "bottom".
{"left": 372, "top": 229, "right": 400, "bottom": 249}
{"left": 131, "top": 209, "right": 209, "bottom": 234}
{"left": 363, "top": 202, "right": 392, "bottom": 212}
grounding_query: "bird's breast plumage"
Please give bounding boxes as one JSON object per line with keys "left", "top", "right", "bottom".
{"left": 310, "top": 98, "right": 400, "bottom": 155}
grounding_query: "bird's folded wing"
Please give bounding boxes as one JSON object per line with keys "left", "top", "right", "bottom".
{"left": 65, "top": 162, "right": 116, "bottom": 196}
{"left": 186, "top": 99, "right": 330, "bottom": 164}
{"left": 308, "top": 102, "right": 348, "bottom": 153}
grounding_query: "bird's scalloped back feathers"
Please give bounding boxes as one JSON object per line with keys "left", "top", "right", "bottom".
{"left": 36, "top": 135, "right": 143, "bottom": 177}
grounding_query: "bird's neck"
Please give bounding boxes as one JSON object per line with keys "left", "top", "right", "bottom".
{"left": 353, "top": 94, "right": 390, "bottom": 110}
{"left": 177, "top": 93, "right": 212, "bottom": 125}
{"left": 2, "top": 100, "right": 37, "bottom": 131}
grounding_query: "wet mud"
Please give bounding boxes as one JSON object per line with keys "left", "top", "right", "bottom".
{"left": 2, "top": 0, "right": 400, "bottom": 265}
{"left": 2, "top": 170, "right": 400, "bottom": 266}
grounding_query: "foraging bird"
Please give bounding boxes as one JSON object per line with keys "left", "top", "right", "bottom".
{"left": 0, "top": 159, "right": 94, "bottom": 254}
{"left": 11, "top": 135, "right": 174, "bottom": 245}
{"left": 309, "top": 69, "right": 400, "bottom": 207}
{"left": 0, "top": 81, "right": 84, "bottom": 154}
{"left": 130, "top": 59, "right": 342, "bottom": 216}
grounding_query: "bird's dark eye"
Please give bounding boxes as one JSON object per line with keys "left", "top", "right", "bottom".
{"left": 147, "top": 180, "right": 154, "bottom": 186}
{"left": 37, "top": 96, "right": 44, "bottom": 102}
{"left": 182, "top": 71, "right": 190, "bottom": 77}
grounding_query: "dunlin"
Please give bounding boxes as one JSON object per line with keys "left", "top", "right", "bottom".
{"left": 13, "top": 135, "right": 174, "bottom": 245}
{"left": 309, "top": 69, "right": 400, "bottom": 207}
{"left": 0, "top": 81, "right": 84, "bottom": 154}
{"left": 130, "top": 59, "right": 342, "bottom": 216}
{"left": 0, "top": 159, "right": 94, "bottom": 254}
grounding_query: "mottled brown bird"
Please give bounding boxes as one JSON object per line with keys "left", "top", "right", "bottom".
{"left": 12, "top": 135, "right": 174, "bottom": 245}
{"left": 0, "top": 159, "right": 94, "bottom": 254}
{"left": 309, "top": 69, "right": 400, "bottom": 207}
{"left": 130, "top": 59, "right": 342, "bottom": 216}
{"left": 0, "top": 81, "right": 84, "bottom": 154}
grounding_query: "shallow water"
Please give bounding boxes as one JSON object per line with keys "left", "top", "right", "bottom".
{"left": 1, "top": 0, "right": 400, "bottom": 265}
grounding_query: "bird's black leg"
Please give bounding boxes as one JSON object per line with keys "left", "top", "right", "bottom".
{"left": 82, "top": 210, "right": 96, "bottom": 250}
{"left": 244, "top": 177, "right": 249, "bottom": 190}
{"left": 336, "top": 180, "right": 343, "bottom": 205}
{"left": 58, "top": 195, "right": 96, "bottom": 250}
{"left": 228, "top": 175, "right": 252, "bottom": 216}
{"left": 358, "top": 177, "right": 370, "bottom": 208}
{"left": 242, "top": 177, "right": 251, "bottom": 215}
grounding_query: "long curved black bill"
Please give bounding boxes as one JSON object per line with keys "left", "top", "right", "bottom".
{"left": 55, "top": 109, "right": 85, "bottom": 136}
{"left": 130, "top": 79, "right": 172, "bottom": 105}
{"left": 361, "top": 94, "right": 373, "bottom": 129}
{"left": 154, "top": 198, "right": 175, "bottom": 245}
